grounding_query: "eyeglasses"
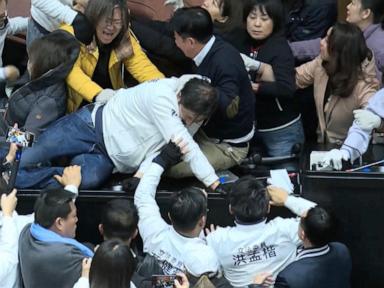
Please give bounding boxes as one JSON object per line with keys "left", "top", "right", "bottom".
{"left": 103, "top": 17, "right": 123, "bottom": 29}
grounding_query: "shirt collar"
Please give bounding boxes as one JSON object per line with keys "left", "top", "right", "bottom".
{"left": 193, "top": 36, "right": 216, "bottom": 67}
{"left": 296, "top": 244, "right": 330, "bottom": 260}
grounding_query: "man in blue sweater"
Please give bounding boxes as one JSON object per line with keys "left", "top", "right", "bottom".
{"left": 168, "top": 7, "right": 256, "bottom": 176}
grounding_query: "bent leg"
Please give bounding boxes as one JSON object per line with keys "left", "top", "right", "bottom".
{"left": 70, "top": 153, "right": 114, "bottom": 189}
{"left": 167, "top": 131, "right": 248, "bottom": 178}
{"left": 16, "top": 166, "right": 64, "bottom": 189}
{"left": 20, "top": 107, "right": 97, "bottom": 168}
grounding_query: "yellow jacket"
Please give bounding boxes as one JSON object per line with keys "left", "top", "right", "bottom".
{"left": 61, "top": 24, "right": 164, "bottom": 112}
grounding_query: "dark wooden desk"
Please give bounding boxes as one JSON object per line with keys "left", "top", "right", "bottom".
{"left": 301, "top": 144, "right": 384, "bottom": 288}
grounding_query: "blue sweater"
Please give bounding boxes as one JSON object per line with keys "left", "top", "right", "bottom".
{"left": 197, "top": 37, "right": 255, "bottom": 140}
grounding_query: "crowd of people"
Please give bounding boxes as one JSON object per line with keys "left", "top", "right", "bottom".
{"left": 0, "top": 0, "right": 384, "bottom": 287}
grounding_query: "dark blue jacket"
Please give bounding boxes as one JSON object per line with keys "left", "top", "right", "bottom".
{"left": 274, "top": 242, "right": 351, "bottom": 288}
{"left": 285, "top": 0, "right": 337, "bottom": 42}
{"left": 197, "top": 37, "right": 255, "bottom": 140}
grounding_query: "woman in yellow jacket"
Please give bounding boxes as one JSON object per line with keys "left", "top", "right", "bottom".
{"left": 62, "top": 0, "right": 164, "bottom": 113}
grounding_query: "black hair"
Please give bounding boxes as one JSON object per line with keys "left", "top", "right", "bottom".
{"left": 169, "top": 187, "right": 207, "bottom": 232}
{"left": 34, "top": 188, "right": 76, "bottom": 228}
{"left": 243, "top": 0, "right": 285, "bottom": 35}
{"left": 361, "top": 0, "right": 384, "bottom": 28}
{"left": 301, "top": 206, "right": 335, "bottom": 247}
{"left": 322, "top": 21, "right": 372, "bottom": 98}
{"left": 85, "top": 0, "right": 130, "bottom": 48}
{"left": 179, "top": 78, "right": 218, "bottom": 119}
{"left": 213, "top": 0, "right": 245, "bottom": 34}
{"left": 27, "top": 30, "right": 80, "bottom": 80}
{"left": 101, "top": 199, "right": 138, "bottom": 242}
{"left": 170, "top": 7, "right": 213, "bottom": 44}
{"left": 90, "top": 239, "right": 135, "bottom": 288}
{"left": 229, "top": 176, "right": 269, "bottom": 223}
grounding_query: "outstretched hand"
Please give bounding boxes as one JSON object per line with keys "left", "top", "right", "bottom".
{"left": 54, "top": 165, "right": 82, "bottom": 188}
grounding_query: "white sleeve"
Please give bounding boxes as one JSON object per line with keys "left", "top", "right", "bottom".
{"left": 7, "top": 17, "right": 29, "bottom": 35}
{"left": 0, "top": 216, "right": 19, "bottom": 281}
{"left": 32, "top": 0, "right": 77, "bottom": 25}
{"left": 137, "top": 152, "right": 158, "bottom": 175}
{"left": 72, "top": 277, "right": 89, "bottom": 288}
{"left": 149, "top": 93, "right": 218, "bottom": 187}
{"left": 342, "top": 88, "right": 384, "bottom": 160}
{"left": 64, "top": 185, "right": 79, "bottom": 195}
{"left": 270, "top": 217, "right": 302, "bottom": 245}
{"left": 134, "top": 163, "right": 169, "bottom": 251}
{"left": 284, "top": 195, "right": 316, "bottom": 217}
{"left": 0, "top": 68, "right": 6, "bottom": 81}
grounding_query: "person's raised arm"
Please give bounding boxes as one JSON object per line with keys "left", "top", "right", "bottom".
{"left": 54, "top": 165, "right": 82, "bottom": 195}
{"left": 267, "top": 186, "right": 316, "bottom": 217}
{"left": 0, "top": 189, "right": 18, "bottom": 281}
{"left": 134, "top": 140, "right": 184, "bottom": 247}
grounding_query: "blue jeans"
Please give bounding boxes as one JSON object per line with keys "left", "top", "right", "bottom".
{"left": 16, "top": 106, "right": 114, "bottom": 189}
{"left": 255, "top": 118, "right": 305, "bottom": 157}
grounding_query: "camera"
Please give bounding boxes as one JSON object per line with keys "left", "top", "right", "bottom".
{"left": 152, "top": 275, "right": 177, "bottom": 288}
{"left": 6, "top": 126, "right": 35, "bottom": 147}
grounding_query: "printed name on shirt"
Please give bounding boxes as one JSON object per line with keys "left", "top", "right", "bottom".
{"left": 232, "top": 242, "right": 277, "bottom": 266}
{"left": 153, "top": 249, "right": 184, "bottom": 275}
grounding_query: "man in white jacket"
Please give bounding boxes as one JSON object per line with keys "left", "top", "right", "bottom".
{"left": 205, "top": 177, "right": 316, "bottom": 287}
{"left": 0, "top": 190, "right": 33, "bottom": 288}
{"left": 15, "top": 76, "right": 220, "bottom": 190}
{"left": 134, "top": 140, "right": 220, "bottom": 276}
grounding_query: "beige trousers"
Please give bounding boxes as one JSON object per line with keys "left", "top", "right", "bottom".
{"left": 167, "top": 130, "right": 249, "bottom": 178}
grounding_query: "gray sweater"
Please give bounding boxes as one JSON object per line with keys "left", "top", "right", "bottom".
{"left": 18, "top": 224, "right": 83, "bottom": 288}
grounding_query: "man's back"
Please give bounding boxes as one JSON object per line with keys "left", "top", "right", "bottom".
{"left": 18, "top": 224, "right": 83, "bottom": 288}
{"left": 275, "top": 242, "right": 351, "bottom": 288}
{"left": 197, "top": 37, "right": 255, "bottom": 140}
{"left": 206, "top": 217, "right": 301, "bottom": 287}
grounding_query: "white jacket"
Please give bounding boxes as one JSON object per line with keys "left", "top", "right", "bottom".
{"left": 102, "top": 77, "right": 218, "bottom": 187}
{"left": 0, "top": 213, "right": 33, "bottom": 288}
{"left": 134, "top": 163, "right": 220, "bottom": 276}
{"left": 31, "top": 0, "right": 77, "bottom": 32}
{"left": 206, "top": 196, "right": 316, "bottom": 287}
{"left": 0, "top": 17, "right": 28, "bottom": 67}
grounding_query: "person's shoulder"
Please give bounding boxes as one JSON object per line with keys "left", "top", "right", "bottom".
{"left": 329, "top": 242, "right": 351, "bottom": 257}
{"left": 208, "top": 38, "right": 244, "bottom": 69}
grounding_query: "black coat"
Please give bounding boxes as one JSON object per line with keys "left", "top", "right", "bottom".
{"left": 197, "top": 37, "right": 255, "bottom": 140}
{"left": 227, "top": 30, "right": 299, "bottom": 129}
{"left": 5, "top": 35, "right": 79, "bottom": 137}
{"left": 274, "top": 242, "right": 352, "bottom": 288}
{"left": 285, "top": 0, "right": 337, "bottom": 42}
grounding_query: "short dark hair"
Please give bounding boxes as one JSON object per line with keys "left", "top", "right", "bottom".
{"left": 34, "top": 188, "right": 76, "bottom": 228}
{"left": 27, "top": 30, "right": 80, "bottom": 80}
{"left": 361, "top": 0, "right": 384, "bottom": 27}
{"left": 179, "top": 78, "right": 218, "bottom": 119}
{"left": 229, "top": 176, "right": 269, "bottom": 223}
{"left": 301, "top": 206, "right": 335, "bottom": 247}
{"left": 169, "top": 187, "right": 207, "bottom": 232}
{"left": 101, "top": 199, "right": 138, "bottom": 242}
{"left": 85, "top": 0, "right": 130, "bottom": 48}
{"left": 243, "top": 0, "right": 285, "bottom": 35}
{"left": 170, "top": 7, "right": 213, "bottom": 44}
{"left": 90, "top": 239, "right": 135, "bottom": 288}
